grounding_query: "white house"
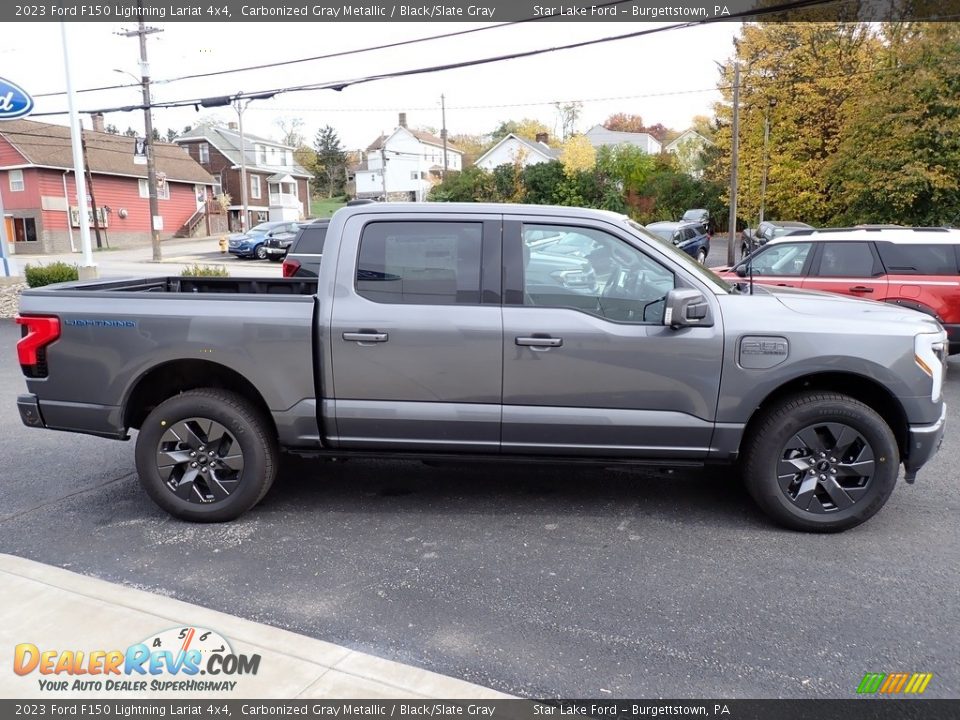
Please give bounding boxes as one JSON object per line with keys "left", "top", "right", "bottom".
{"left": 584, "top": 124, "right": 662, "bottom": 154}
{"left": 665, "top": 129, "right": 713, "bottom": 177}
{"left": 354, "top": 114, "right": 463, "bottom": 201}
{"left": 474, "top": 133, "right": 559, "bottom": 171}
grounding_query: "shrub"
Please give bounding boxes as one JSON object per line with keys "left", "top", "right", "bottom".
{"left": 24, "top": 262, "right": 80, "bottom": 288}
{"left": 180, "top": 264, "right": 229, "bottom": 277}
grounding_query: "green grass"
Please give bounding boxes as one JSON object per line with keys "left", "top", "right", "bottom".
{"left": 310, "top": 197, "right": 348, "bottom": 218}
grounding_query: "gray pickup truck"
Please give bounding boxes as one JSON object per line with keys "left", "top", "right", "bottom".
{"left": 15, "top": 204, "right": 948, "bottom": 531}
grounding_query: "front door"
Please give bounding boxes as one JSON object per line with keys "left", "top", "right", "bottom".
{"left": 801, "top": 241, "right": 888, "bottom": 299}
{"left": 328, "top": 213, "right": 503, "bottom": 451}
{"left": 501, "top": 219, "right": 724, "bottom": 458}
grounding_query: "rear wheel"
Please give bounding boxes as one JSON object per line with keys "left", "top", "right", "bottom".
{"left": 741, "top": 392, "right": 899, "bottom": 532}
{"left": 696, "top": 248, "right": 707, "bottom": 265}
{"left": 740, "top": 243, "right": 750, "bottom": 259}
{"left": 134, "top": 389, "right": 278, "bottom": 522}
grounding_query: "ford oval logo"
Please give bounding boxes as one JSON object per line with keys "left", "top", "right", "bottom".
{"left": 0, "top": 77, "right": 34, "bottom": 120}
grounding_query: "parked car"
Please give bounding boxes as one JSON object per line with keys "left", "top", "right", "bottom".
{"left": 282, "top": 219, "right": 331, "bottom": 278}
{"left": 17, "top": 205, "right": 948, "bottom": 531}
{"left": 681, "top": 208, "right": 715, "bottom": 236}
{"left": 740, "top": 220, "right": 813, "bottom": 258}
{"left": 646, "top": 221, "right": 711, "bottom": 264}
{"left": 713, "top": 226, "right": 960, "bottom": 353}
{"left": 228, "top": 221, "right": 301, "bottom": 260}
{"left": 264, "top": 221, "right": 312, "bottom": 262}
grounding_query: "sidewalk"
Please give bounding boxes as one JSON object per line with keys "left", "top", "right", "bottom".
{"left": 0, "top": 554, "right": 509, "bottom": 700}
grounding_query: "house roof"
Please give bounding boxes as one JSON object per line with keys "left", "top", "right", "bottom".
{"left": 584, "top": 124, "right": 662, "bottom": 150}
{"left": 366, "top": 127, "right": 462, "bottom": 154}
{"left": 665, "top": 129, "right": 713, "bottom": 151}
{"left": 474, "top": 133, "right": 560, "bottom": 167}
{"left": 176, "top": 125, "right": 312, "bottom": 177}
{"left": 0, "top": 119, "right": 215, "bottom": 184}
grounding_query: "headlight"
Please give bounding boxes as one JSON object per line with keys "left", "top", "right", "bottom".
{"left": 915, "top": 331, "right": 947, "bottom": 402}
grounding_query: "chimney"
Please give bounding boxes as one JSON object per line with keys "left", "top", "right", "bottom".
{"left": 535, "top": 132, "right": 549, "bottom": 145}
{"left": 228, "top": 121, "right": 238, "bottom": 130}
{"left": 398, "top": 112, "right": 407, "bottom": 129}
{"left": 91, "top": 112, "right": 105, "bottom": 133}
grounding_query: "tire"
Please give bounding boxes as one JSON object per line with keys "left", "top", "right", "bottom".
{"left": 696, "top": 248, "right": 707, "bottom": 265}
{"left": 134, "top": 389, "right": 278, "bottom": 522}
{"left": 740, "top": 243, "right": 750, "bottom": 259}
{"left": 268, "top": 256, "right": 283, "bottom": 263}
{"left": 255, "top": 244, "right": 268, "bottom": 260}
{"left": 741, "top": 392, "right": 899, "bottom": 532}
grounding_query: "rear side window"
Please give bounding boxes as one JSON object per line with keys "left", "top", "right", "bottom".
{"left": 875, "top": 242, "right": 959, "bottom": 275}
{"left": 816, "top": 242, "right": 879, "bottom": 277}
{"left": 294, "top": 226, "right": 328, "bottom": 254}
{"left": 356, "top": 221, "right": 483, "bottom": 305}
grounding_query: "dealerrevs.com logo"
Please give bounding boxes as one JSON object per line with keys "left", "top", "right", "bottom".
{"left": 13, "top": 627, "right": 260, "bottom": 693}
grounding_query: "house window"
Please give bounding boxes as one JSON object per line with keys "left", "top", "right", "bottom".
{"left": 213, "top": 178, "right": 222, "bottom": 197}
{"left": 250, "top": 175, "right": 261, "bottom": 199}
{"left": 139, "top": 178, "right": 170, "bottom": 200}
{"left": 199, "top": 143, "right": 209, "bottom": 164}
{"left": 258, "top": 146, "right": 267, "bottom": 164}
{"left": 410, "top": 171, "right": 419, "bottom": 180}
{"left": 9, "top": 169, "right": 24, "bottom": 192}
{"left": 12, "top": 217, "right": 38, "bottom": 242}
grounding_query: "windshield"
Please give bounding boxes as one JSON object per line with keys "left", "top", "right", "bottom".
{"left": 625, "top": 219, "right": 732, "bottom": 293}
{"left": 249, "top": 224, "right": 274, "bottom": 234}
{"left": 647, "top": 227, "right": 674, "bottom": 243}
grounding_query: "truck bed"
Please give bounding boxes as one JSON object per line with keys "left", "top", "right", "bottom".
{"left": 25, "top": 276, "right": 319, "bottom": 296}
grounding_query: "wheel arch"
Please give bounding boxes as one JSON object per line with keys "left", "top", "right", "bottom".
{"left": 741, "top": 371, "right": 909, "bottom": 461}
{"left": 123, "top": 359, "right": 276, "bottom": 437}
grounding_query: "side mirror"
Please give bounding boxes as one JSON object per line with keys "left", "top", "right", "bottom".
{"left": 735, "top": 265, "right": 748, "bottom": 278}
{"left": 664, "top": 288, "right": 713, "bottom": 329}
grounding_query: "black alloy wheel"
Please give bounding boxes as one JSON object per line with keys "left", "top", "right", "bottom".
{"left": 156, "top": 418, "right": 244, "bottom": 505}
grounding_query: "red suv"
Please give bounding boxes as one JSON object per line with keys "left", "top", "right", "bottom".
{"left": 713, "top": 227, "right": 960, "bottom": 353}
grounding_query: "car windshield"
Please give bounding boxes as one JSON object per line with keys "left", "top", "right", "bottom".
{"left": 248, "top": 224, "right": 275, "bottom": 234}
{"left": 625, "top": 219, "right": 731, "bottom": 293}
{"left": 646, "top": 226, "right": 675, "bottom": 242}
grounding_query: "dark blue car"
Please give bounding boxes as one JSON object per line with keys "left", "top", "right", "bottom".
{"left": 228, "top": 221, "right": 301, "bottom": 260}
{"left": 645, "top": 221, "right": 711, "bottom": 264}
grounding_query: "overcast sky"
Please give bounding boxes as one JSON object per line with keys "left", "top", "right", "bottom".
{"left": 8, "top": 21, "right": 740, "bottom": 150}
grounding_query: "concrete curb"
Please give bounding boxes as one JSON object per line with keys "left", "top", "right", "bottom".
{"left": 0, "top": 554, "right": 510, "bottom": 700}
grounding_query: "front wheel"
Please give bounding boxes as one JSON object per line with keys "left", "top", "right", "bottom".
{"left": 741, "top": 392, "right": 899, "bottom": 532}
{"left": 255, "top": 244, "right": 268, "bottom": 260}
{"left": 134, "top": 389, "right": 278, "bottom": 522}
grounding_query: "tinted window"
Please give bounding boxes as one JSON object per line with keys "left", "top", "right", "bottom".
{"left": 748, "top": 242, "right": 812, "bottom": 276}
{"left": 356, "top": 221, "right": 482, "bottom": 305}
{"left": 875, "top": 242, "right": 959, "bottom": 275}
{"left": 295, "top": 226, "right": 328, "bottom": 254}
{"left": 817, "top": 242, "right": 878, "bottom": 278}
{"left": 522, "top": 224, "right": 675, "bottom": 324}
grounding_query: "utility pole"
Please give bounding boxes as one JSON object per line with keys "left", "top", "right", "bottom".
{"left": 726, "top": 61, "right": 741, "bottom": 266}
{"left": 80, "top": 129, "right": 103, "bottom": 250}
{"left": 380, "top": 134, "right": 388, "bottom": 201}
{"left": 759, "top": 98, "right": 776, "bottom": 226}
{"left": 233, "top": 95, "right": 251, "bottom": 232}
{"left": 119, "top": 17, "right": 163, "bottom": 261}
{"left": 440, "top": 93, "right": 448, "bottom": 180}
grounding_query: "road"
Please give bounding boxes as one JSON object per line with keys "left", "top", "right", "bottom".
{"left": 1, "top": 280, "right": 958, "bottom": 699}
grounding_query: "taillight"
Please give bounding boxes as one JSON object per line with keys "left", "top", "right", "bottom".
{"left": 15, "top": 315, "right": 60, "bottom": 377}
{"left": 282, "top": 259, "right": 300, "bottom": 278}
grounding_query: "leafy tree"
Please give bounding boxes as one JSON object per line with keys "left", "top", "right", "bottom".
{"left": 522, "top": 161, "right": 566, "bottom": 204}
{"left": 165, "top": 128, "right": 179, "bottom": 142}
{"left": 491, "top": 162, "right": 525, "bottom": 203}
{"left": 104, "top": 124, "right": 119, "bottom": 135}
{"left": 448, "top": 133, "right": 487, "bottom": 167}
{"left": 151, "top": 128, "right": 160, "bottom": 142}
{"left": 711, "top": 22, "right": 879, "bottom": 226}
{"left": 428, "top": 166, "right": 495, "bottom": 202}
{"left": 603, "top": 113, "right": 646, "bottom": 133}
{"left": 313, "top": 125, "right": 347, "bottom": 198}
{"left": 826, "top": 22, "right": 960, "bottom": 225}
{"left": 559, "top": 135, "right": 596, "bottom": 177}
{"left": 123, "top": 127, "right": 137, "bottom": 137}
{"left": 554, "top": 101, "right": 583, "bottom": 140}
{"left": 490, "top": 118, "right": 553, "bottom": 144}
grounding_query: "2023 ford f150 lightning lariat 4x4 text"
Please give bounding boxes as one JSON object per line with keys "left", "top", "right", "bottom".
{"left": 15, "top": 204, "right": 947, "bottom": 531}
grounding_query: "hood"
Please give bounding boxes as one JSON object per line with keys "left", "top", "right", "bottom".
{"left": 767, "top": 284, "right": 941, "bottom": 330}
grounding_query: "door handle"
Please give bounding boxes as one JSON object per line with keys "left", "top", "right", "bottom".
{"left": 343, "top": 331, "right": 389, "bottom": 343}
{"left": 516, "top": 336, "right": 563, "bottom": 348}
{"left": 849, "top": 286, "right": 874, "bottom": 293}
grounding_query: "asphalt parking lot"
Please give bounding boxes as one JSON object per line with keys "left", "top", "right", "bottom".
{"left": 1, "top": 314, "right": 958, "bottom": 699}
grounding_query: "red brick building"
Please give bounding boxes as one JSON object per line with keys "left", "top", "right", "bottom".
{"left": 0, "top": 119, "right": 215, "bottom": 255}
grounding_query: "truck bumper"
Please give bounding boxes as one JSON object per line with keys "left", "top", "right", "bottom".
{"left": 17, "top": 393, "right": 45, "bottom": 428}
{"left": 903, "top": 404, "right": 947, "bottom": 482}
{"left": 17, "top": 393, "right": 127, "bottom": 440}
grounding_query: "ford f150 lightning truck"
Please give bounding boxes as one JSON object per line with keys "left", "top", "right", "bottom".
{"left": 15, "top": 203, "right": 947, "bottom": 531}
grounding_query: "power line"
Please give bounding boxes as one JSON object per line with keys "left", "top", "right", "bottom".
{"left": 28, "top": 0, "right": 843, "bottom": 119}
{"left": 31, "top": 0, "right": 638, "bottom": 100}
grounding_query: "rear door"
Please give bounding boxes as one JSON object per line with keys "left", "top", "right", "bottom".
{"left": 328, "top": 213, "right": 503, "bottom": 451}
{"left": 802, "top": 241, "right": 887, "bottom": 298}
{"left": 501, "top": 217, "right": 724, "bottom": 458}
